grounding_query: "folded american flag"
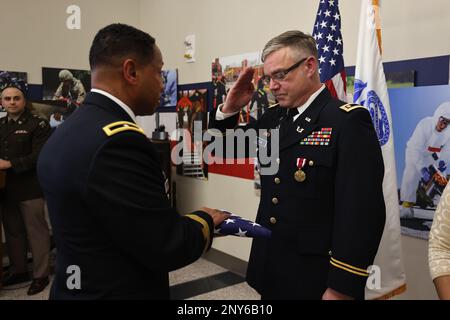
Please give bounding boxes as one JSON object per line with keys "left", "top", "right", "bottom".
{"left": 214, "top": 213, "right": 271, "bottom": 238}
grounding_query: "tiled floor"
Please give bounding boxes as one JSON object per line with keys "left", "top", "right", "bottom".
{"left": 0, "top": 277, "right": 52, "bottom": 300}
{"left": 0, "top": 258, "right": 260, "bottom": 300}
{"left": 187, "top": 282, "right": 260, "bottom": 300}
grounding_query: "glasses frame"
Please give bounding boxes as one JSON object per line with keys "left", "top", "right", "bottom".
{"left": 262, "top": 57, "right": 309, "bottom": 84}
{"left": 439, "top": 116, "right": 450, "bottom": 125}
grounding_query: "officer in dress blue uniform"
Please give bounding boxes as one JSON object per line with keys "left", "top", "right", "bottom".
{"left": 209, "top": 31, "right": 386, "bottom": 300}
{"left": 37, "top": 23, "right": 229, "bottom": 300}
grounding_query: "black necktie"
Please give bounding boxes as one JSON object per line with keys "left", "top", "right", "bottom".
{"left": 280, "top": 108, "right": 299, "bottom": 137}
{"left": 286, "top": 107, "right": 299, "bottom": 121}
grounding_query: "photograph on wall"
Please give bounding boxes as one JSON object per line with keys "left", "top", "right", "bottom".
{"left": 29, "top": 100, "right": 68, "bottom": 131}
{"left": 347, "top": 70, "right": 415, "bottom": 101}
{"left": 390, "top": 84, "right": 450, "bottom": 239}
{"left": 0, "top": 70, "right": 27, "bottom": 83}
{"left": 42, "top": 67, "right": 90, "bottom": 122}
{"left": 212, "top": 52, "right": 275, "bottom": 125}
{"left": 158, "top": 69, "right": 178, "bottom": 111}
{"left": 0, "top": 71, "right": 28, "bottom": 111}
{"left": 175, "top": 83, "right": 209, "bottom": 179}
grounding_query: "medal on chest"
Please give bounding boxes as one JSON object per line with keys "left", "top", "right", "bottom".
{"left": 294, "top": 157, "right": 307, "bottom": 182}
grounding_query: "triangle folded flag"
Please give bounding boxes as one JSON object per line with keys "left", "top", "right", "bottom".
{"left": 214, "top": 213, "right": 271, "bottom": 238}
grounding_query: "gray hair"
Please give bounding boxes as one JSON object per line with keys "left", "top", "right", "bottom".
{"left": 261, "top": 30, "right": 318, "bottom": 62}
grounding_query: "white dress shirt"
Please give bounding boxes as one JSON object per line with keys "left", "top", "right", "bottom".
{"left": 91, "top": 88, "right": 137, "bottom": 123}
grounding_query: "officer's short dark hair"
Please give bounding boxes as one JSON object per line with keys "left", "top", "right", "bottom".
{"left": 89, "top": 23, "right": 156, "bottom": 69}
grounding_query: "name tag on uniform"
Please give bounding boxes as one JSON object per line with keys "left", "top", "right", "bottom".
{"left": 162, "top": 171, "right": 170, "bottom": 198}
{"left": 255, "top": 137, "right": 267, "bottom": 148}
{"left": 165, "top": 178, "right": 170, "bottom": 195}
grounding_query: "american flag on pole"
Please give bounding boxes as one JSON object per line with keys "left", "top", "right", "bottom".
{"left": 312, "top": 0, "right": 347, "bottom": 102}
{"left": 354, "top": 0, "right": 407, "bottom": 299}
{"left": 215, "top": 214, "right": 271, "bottom": 238}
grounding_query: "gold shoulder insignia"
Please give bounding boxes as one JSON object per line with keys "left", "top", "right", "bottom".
{"left": 339, "top": 103, "right": 366, "bottom": 113}
{"left": 102, "top": 121, "right": 145, "bottom": 137}
{"left": 268, "top": 103, "right": 280, "bottom": 109}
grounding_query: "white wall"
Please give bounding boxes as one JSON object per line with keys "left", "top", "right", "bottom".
{"left": 140, "top": 0, "right": 450, "bottom": 83}
{"left": 0, "top": 0, "right": 140, "bottom": 84}
{"left": 139, "top": 0, "right": 450, "bottom": 299}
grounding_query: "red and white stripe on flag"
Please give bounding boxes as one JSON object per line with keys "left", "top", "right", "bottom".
{"left": 313, "top": 0, "right": 347, "bottom": 102}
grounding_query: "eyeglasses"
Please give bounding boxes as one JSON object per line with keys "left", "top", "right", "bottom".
{"left": 262, "top": 57, "right": 308, "bottom": 83}
{"left": 439, "top": 116, "right": 450, "bottom": 125}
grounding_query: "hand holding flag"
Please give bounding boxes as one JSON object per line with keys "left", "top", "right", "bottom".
{"left": 214, "top": 213, "right": 272, "bottom": 238}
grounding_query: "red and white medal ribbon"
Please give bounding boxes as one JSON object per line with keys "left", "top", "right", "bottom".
{"left": 296, "top": 157, "right": 307, "bottom": 170}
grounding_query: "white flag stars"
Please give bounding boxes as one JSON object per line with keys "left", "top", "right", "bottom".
{"left": 214, "top": 214, "right": 272, "bottom": 238}
{"left": 235, "top": 228, "right": 248, "bottom": 237}
{"left": 312, "top": 0, "right": 346, "bottom": 95}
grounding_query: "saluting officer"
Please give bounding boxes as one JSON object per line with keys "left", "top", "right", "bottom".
{"left": 209, "top": 30, "right": 386, "bottom": 300}
{"left": 0, "top": 75, "right": 51, "bottom": 295}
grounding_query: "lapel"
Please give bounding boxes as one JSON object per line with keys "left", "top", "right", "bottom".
{"left": 83, "top": 91, "right": 135, "bottom": 123}
{"left": 5, "top": 120, "right": 18, "bottom": 138}
{"left": 257, "top": 107, "right": 285, "bottom": 152}
{"left": 279, "top": 88, "right": 333, "bottom": 152}
{"left": 2, "top": 110, "right": 30, "bottom": 140}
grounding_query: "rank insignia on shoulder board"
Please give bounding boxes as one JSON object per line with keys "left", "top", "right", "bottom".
{"left": 339, "top": 103, "right": 365, "bottom": 113}
{"left": 300, "top": 128, "right": 332, "bottom": 146}
{"left": 103, "top": 121, "right": 145, "bottom": 137}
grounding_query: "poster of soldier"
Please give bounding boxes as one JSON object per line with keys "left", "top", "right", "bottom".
{"left": 212, "top": 52, "right": 275, "bottom": 125}
{"left": 391, "top": 84, "right": 450, "bottom": 239}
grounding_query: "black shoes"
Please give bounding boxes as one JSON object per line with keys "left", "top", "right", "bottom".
{"left": 2, "top": 272, "right": 49, "bottom": 295}
{"left": 2, "top": 271, "right": 30, "bottom": 286}
{"left": 27, "top": 277, "right": 50, "bottom": 296}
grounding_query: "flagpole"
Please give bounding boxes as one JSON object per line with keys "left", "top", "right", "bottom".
{"left": 372, "top": 0, "right": 383, "bottom": 54}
